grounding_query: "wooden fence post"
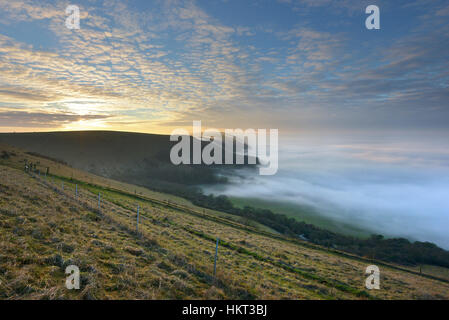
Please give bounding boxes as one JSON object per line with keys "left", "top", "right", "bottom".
{"left": 213, "top": 237, "right": 219, "bottom": 277}
{"left": 136, "top": 204, "right": 140, "bottom": 234}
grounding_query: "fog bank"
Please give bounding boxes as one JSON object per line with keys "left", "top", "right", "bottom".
{"left": 203, "top": 131, "right": 449, "bottom": 249}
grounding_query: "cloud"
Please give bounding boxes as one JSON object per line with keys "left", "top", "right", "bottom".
{"left": 0, "top": 0, "right": 448, "bottom": 132}
{"left": 0, "top": 110, "right": 110, "bottom": 128}
{"left": 0, "top": 87, "right": 56, "bottom": 102}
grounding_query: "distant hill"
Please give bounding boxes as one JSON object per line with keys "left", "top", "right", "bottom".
{"left": 0, "top": 131, "right": 255, "bottom": 197}
{"left": 0, "top": 131, "right": 171, "bottom": 175}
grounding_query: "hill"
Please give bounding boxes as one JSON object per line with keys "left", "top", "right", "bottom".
{"left": 1, "top": 144, "right": 449, "bottom": 299}
{"left": 2, "top": 133, "right": 449, "bottom": 270}
{"left": 0, "top": 131, "right": 255, "bottom": 191}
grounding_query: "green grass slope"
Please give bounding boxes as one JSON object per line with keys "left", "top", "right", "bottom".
{"left": 230, "top": 197, "right": 371, "bottom": 238}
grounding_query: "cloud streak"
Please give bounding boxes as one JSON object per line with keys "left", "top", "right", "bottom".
{"left": 0, "top": 110, "right": 110, "bottom": 128}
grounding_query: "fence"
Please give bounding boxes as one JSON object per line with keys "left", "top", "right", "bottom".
{"left": 27, "top": 171, "right": 223, "bottom": 278}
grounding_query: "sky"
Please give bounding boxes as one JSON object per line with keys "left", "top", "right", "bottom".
{"left": 0, "top": 0, "right": 448, "bottom": 134}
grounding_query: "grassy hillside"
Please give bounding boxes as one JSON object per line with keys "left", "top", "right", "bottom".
{"left": 0, "top": 143, "right": 275, "bottom": 234}
{"left": 0, "top": 131, "right": 254, "bottom": 187}
{"left": 0, "top": 131, "right": 165, "bottom": 177}
{"left": 1, "top": 144, "right": 449, "bottom": 299}
{"left": 3, "top": 135, "right": 449, "bottom": 269}
{"left": 0, "top": 131, "right": 373, "bottom": 238}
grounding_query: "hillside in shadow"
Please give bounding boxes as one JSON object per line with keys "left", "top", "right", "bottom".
{"left": 0, "top": 131, "right": 256, "bottom": 197}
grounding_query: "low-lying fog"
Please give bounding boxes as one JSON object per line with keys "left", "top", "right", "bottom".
{"left": 203, "top": 131, "right": 449, "bottom": 249}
